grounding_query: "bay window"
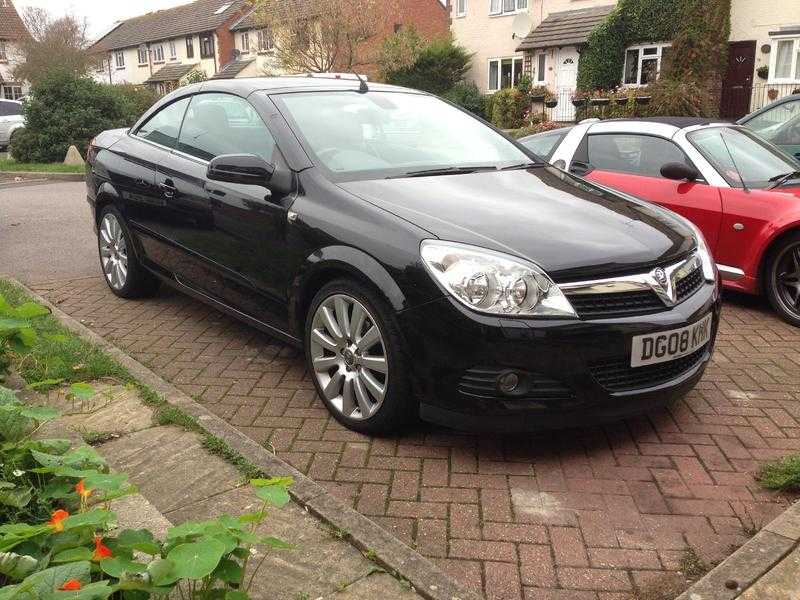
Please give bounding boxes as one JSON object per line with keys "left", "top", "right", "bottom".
{"left": 772, "top": 38, "right": 800, "bottom": 82}
{"left": 488, "top": 57, "right": 524, "bottom": 91}
{"left": 489, "top": 0, "right": 527, "bottom": 15}
{"left": 623, "top": 42, "right": 670, "bottom": 86}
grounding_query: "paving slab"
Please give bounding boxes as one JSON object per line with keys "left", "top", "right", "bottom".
{"left": 738, "top": 545, "right": 800, "bottom": 600}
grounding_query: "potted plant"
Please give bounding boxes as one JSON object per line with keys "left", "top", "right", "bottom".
{"left": 529, "top": 85, "right": 549, "bottom": 103}
{"left": 757, "top": 65, "right": 769, "bottom": 80}
{"left": 571, "top": 90, "right": 589, "bottom": 107}
{"left": 768, "top": 88, "right": 779, "bottom": 101}
{"left": 544, "top": 91, "right": 558, "bottom": 108}
{"left": 611, "top": 87, "right": 631, "bottom": 106}
{"left": 590, "top": 90, "right": 610, "bottom": 106}
{"left": 634, "top": 87, "right": 651, "bottom": 105}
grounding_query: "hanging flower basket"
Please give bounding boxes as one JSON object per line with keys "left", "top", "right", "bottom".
{"left": 572, "top": 98, "right": 587, "bottom": 107}
{"left": 614, "top": 96, "right": 629, "bottom": 106}
{"left": 635, "top": 95, "right": 651, "bottom": 105}
{"left": 530, "top": 94, "right": 546, "bottom": 103}
{"left": 544, "top": 98, "right": 558, "bottom": 108}
{"left": 590, "top": 97, "right": 610, "bottom": 106}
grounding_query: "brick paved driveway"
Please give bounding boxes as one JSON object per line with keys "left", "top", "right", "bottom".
{"left": 35, "top": 276, "right": 800, "bottom": 600}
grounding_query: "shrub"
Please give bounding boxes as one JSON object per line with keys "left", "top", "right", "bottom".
{"left": 378, "top": 26, "right": 426, "bottom": 78}
{"left": 509, "top": 120, "right": 565, "bottom": 139}
{"left": 647, "top": 78, "right": 716, "bottom": 117}
{"left": 382, "top": 35, "right": 472, "bottom": 95}
{"left": 491, "top": 88, "right": 528, "bottom": 129}
{"left": 10, "top": 70, "right": 156, "bottom": 163}
{"left": 444, "top": 81, "right": 486, "bottom": 119}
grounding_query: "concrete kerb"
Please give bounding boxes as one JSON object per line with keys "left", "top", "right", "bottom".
{"left": 14, "top": 279, "right": 481, "bottom": 600}
{"left": 676, "top": 499, "right": 800, "bottom": 600}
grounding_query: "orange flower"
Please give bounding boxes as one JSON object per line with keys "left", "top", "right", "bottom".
{"left": 48, "top": 509, "right": 69, "bottom": 532}
{"left": 75, "top": 480, "right": 92, "bottom": 499}
{"left": 92, "top": 535, "right": 112, "bottom": 561}
{"left": 59, "top": 579, "right": 82, "bottom": 591}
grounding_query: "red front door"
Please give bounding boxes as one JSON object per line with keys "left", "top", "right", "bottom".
{"left": 586, "top": 170, "right": 724, "bottom": 250}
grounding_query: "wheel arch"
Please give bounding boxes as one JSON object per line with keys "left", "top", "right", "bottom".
{"left": 757, "top": 224, "right": 800, "bottom": 293}
{"left": 93, "top": 182, "right": 122, "bottom": 225}
{"left": 289, "top": 245, "right": 408, "bottom": 339}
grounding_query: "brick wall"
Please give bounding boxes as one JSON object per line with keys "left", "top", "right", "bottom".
{"left": 215, "top": 6, "right": 250, "bottom": 72}
{"left": 351, "top": 0, "right": 450, "bottom": 80}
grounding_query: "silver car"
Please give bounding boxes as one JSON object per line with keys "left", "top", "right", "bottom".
{"left": 0, "top": 99, "right": 25, "bottom": 150}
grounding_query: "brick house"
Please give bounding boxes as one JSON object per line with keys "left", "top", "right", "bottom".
{"left": 89, "top": 0, "right": 249, "bottom": 94}
{"left": 0, "top": 0, "right": 30, "bottom": 100}
{"left": 218, "top": 0, "right": 450, "bottom": 81}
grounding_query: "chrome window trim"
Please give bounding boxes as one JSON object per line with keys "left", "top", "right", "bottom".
{"left": 559, "top": 253, "right": 703, "bottom": 307}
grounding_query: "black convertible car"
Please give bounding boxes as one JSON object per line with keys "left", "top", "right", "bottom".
{"left": 86, "top": 76, "right": 721, "bottom": 433}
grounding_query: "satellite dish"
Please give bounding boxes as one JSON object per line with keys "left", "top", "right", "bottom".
{"left": 511, "top": 13, "right": 533, "bottom": 40}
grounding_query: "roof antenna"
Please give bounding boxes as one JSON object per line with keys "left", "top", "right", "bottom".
{"left": 354, "top": 72, "right": 369, "bottom": 94}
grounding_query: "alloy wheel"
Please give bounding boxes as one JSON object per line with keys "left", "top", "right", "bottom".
{"left": 775, "top": 242, "right": 800, "bottom": 317}
{"left": 99, "top": 213, "right": 129, "bottom": 290}
{"left": 309, "top": 294, "right": 388, "bottom": 420}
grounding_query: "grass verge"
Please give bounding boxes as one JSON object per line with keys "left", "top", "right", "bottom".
{"left": 0, "top": 158, "right": 84, "bottom": 174}
{"left": 2, "top": 278, "right": 266, "bottom": 481}
{"left": 757, "top": 454, "right": 800, "bottom": 491}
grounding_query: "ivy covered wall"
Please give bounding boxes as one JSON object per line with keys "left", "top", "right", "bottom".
{"left": 576, "top": 0, "right": 690, "bottom": 91}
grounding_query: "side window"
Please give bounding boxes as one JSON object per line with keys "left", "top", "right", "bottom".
{"left": 521, "top": 130, "right": 569, "bottom": 160}
{"left": 134, "top": 97, "right": 191, "bottom": 149}
{"left": 746, "top": 100, "right": 800, "bottom": 143}
{"left": 0, "top": 101, "right": 22, "bottom": 117}
{"left": 587, "top": 134, "right": 691, "bottom": 178}
{"left": 177, "top": 93, "right": 276, "bottom": 162}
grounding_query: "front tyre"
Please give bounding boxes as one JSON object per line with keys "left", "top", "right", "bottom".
{"left": 305, "top": 279, "right": 415, "bottom": 434}
{"left": 765, "top": 232, "right": 800, "bottom": 327}
{"left": 97, "top": 206, "right": 160, "bottom": 299}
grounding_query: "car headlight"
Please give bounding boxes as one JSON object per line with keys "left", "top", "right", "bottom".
{"left": 673, "top": 216, "right": 717, "bottom": 282}
{"left": 420, "top": 240, "right": 577, "bottom": 318}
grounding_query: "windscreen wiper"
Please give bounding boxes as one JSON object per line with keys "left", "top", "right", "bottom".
{"left": 500, "top": 162, "right": 543, "bottom": 171}
{"left": 387, "top": 166, "right": 497, "bottom": 179}
{"left": 768, "top": 170, "right": 800, "bottom": 189}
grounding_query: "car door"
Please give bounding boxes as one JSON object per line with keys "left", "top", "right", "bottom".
{"left": 160, "top": 92, "right": 292, "bottom": 329}
{"left": 575, "top": 133, "right": 724, "bottom": 250}
{"left": 0, "top": 100, "right": 17, "bottom": 145}
{"left": 120, "top": 96, "right": 194, "bottom": 276}
{"left": 742, "top": 99, "right": 800, "bottom": 161}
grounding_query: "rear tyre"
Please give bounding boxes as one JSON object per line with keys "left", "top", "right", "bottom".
{"left": 305, "top": 279, "right": 415, "bottom": 434}
{"left": 97, "top": 205, "right": 160, "bottom": 299}
{"left": 765, "top": 232, "right": 800, "bottom": 327}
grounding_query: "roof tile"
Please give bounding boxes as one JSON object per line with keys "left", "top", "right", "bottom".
{"left": 0, "top": 0, "right": 30, "bottom": 41}
{"left": 516, "top": 5, "right": 615, "bottom": 52}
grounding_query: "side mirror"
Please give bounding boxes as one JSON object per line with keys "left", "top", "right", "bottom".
{"left": 661, "top": 162, "right": 700, "bottom": 182}
{"left": 207, "top": 154, "right": 275, "bottom": 186}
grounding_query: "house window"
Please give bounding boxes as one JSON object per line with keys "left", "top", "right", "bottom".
{"left": 0, "top": 40, "right": 7, "bottom": 62}
{"left": 200, "top": 34, "right": 215, "bottom": 59}
{"left": 241, "top": 32, "right": 250, "bottom": 53}
{"left": 623, "top": 42, "right": 671, "bottom": 86}
{"left": 2, "top": 85, "right": 23, "bottom": 100}
{"left": 257, "top": 29, "right": 274, "bottom": 52}
{"left": 115, "top": 50, "right": 125, "bottom": 68}
{"left": 186, "top": 36, "right": 195, "bottom": 59}
{"left": 772, "top": 38, "right": 800, "bottom": 82}
{"left": 153, "top": 44, "right": 165, "bottom": 63}
{"left": 455, "top": 0, "right": 466, "bottom": 17}
{"left": 489, "top": 0, "right": 526, "bottom": 15}
{"left": 536, "top": 53, "right": 546, "bottom": 82}
{"left": 137, "top": 45, "right": 148, "bottom": 65}
{"left": 169, "top": 41, "right": 177, "bottom": 60}
{"left": 488, "top": 57, "right": 524, "bottom": 91}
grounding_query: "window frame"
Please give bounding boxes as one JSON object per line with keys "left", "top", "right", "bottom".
{"left": 257, "top": 29, "right": 274, "bottom": 52}
{"left": 137, "top": 45, "right": 148, "bottom": 66}
{"left": 770, "top": 36, "right": 800, "bottom": 83}
{"left": 169, "top": 40, "right": 178, "bottom": 60}
{"left": 455, "top": 0, "right": 466, "bottom": 17}
{"left": 536, "top": 53, "right": 546, "bottom": 83}
{"left": 115, "top": 50, "right": 125, "bottom": 69}
{"left": 153, "top": 44, "right": 165, "bottom": 64}
{"left": 622, "top": 42, "right": 671, "bottom": 87}
{"left": 241, "top": 32, "right": 250, "bottom": 53}
{"left": 489, "top": 0, "right": 527, "bottom": 16}
{"left": 132, "top": 96, "right": 192, "bottom": 151}
{"left": 0, "top": 39, "right": 7, "bottom": 62}
{"left": 487, "top": 56, "right": 524, "bottom": 92}
{"left": 199, "top": 34, "right": 215, "bottom": 59}
{"left": 186, "top": 36, "right": 195, "bottom": 59}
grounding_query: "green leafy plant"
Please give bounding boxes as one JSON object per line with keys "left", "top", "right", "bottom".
{"left": 491, "top": 88, "right": 528, "bottom": 129}
{"left": 756, "top": 65, "right": 769, "bottom": 80}
{"left": 0, "top": 294, "right": 50, "bottom": 380}
{"left": 757, "top": 454, "right": 800, "bottom": 491}
{"left": 443, "top": 82, "right": 486, "bottom": 119}
{"left": 381, "top": 34, "right": 472, "bottom": 96}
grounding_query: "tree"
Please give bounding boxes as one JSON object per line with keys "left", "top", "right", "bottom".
{"left": 14, "top": 8, "right": 93, "bottom": 84}
{"left": 252, "top": 0, "right": 387, "bottom": 73}
{"left": 380, "top": 33, "right": 472, "bottom": 95}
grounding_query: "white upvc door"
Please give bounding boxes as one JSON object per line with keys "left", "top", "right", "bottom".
{"left": 555, "top": 47, "right": 580, "bottom": 122}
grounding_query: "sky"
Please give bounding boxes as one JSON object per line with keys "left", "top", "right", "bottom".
{"left": 15, "top": 0, "right": 194, "bottom": 41}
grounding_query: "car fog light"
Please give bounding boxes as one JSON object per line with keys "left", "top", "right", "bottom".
{"left": 497, "top": 371, "right": 520, "bottom": 394}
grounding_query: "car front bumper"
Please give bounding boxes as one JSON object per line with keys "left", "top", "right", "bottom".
{"left": 398, "top": 280, "right": 721, "bottom": 432}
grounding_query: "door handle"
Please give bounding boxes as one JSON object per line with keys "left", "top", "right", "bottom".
{"left": 135, "top": 178, "right": 149, "bottom": 188}
{"left": 160, "top": 179, "right": 176, "bottom": 199}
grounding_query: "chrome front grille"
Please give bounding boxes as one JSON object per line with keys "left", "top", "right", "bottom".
{"left": 560, "top": 253, "right": 705, "bottom": 319}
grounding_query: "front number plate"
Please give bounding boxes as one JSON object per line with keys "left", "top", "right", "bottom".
{"left": 631, "top": 314, "right": 712, "bottom": 368}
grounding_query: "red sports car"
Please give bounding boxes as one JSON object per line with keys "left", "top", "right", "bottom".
{"left": 522, "top": 118, "right": 800, "bottom": 325}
